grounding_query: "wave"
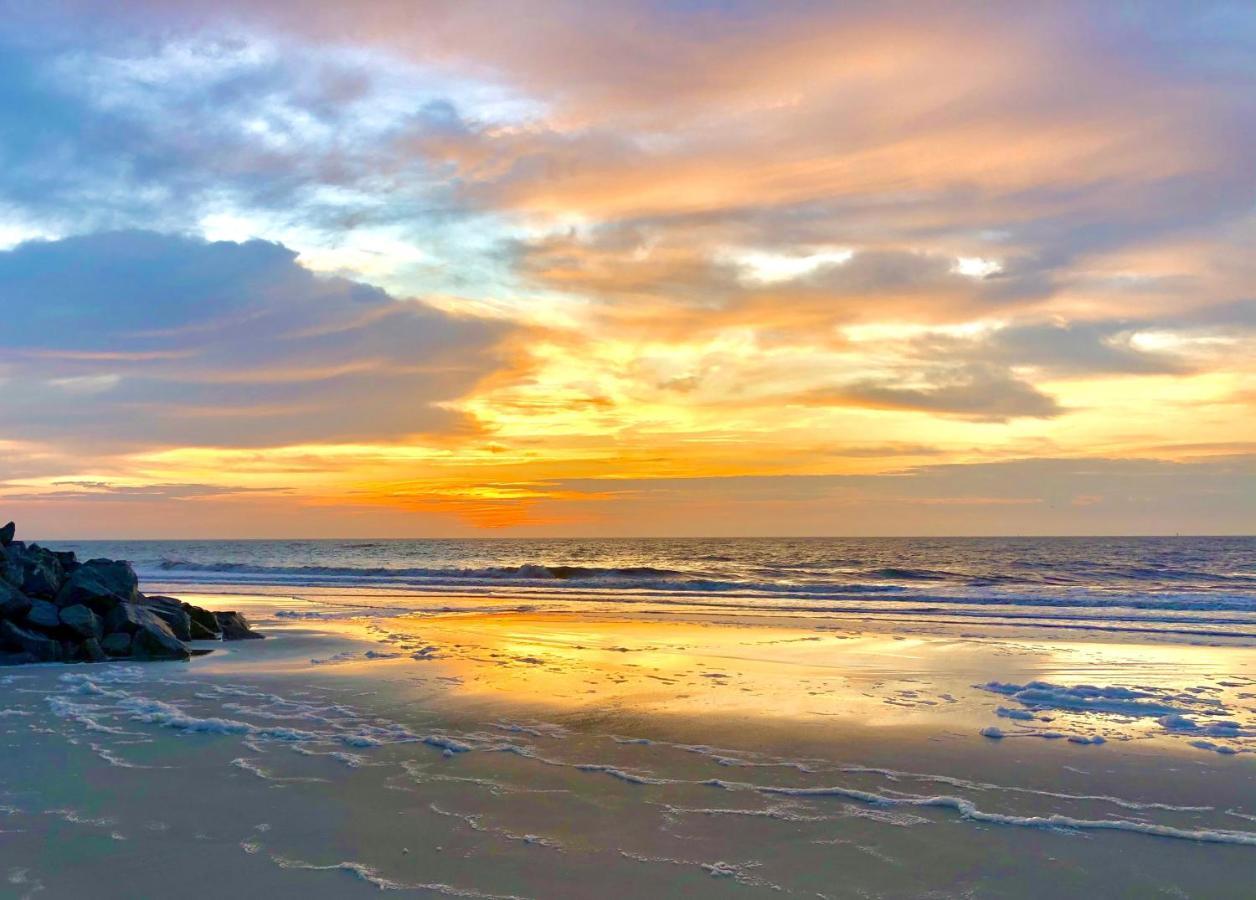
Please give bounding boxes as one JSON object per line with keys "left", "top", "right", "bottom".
{"left": 158, "top": 558, "right": 691, "bottom": 582}
{"left": 148, "top": 556, "right": 1256, "bottom": 615}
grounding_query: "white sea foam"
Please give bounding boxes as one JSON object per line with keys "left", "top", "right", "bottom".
{"left": 270, "top": 856, "right": 527, "bottom": 898}
{"left": 749, "top": 784, "right": 1256, "bottom": 845}
{"left": 979, "top": 681, "right": 1183, "bottom": 716}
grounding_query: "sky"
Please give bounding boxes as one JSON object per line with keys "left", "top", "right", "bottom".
{"left": 0, "top": 0, "right": 1254, "bottom": 537}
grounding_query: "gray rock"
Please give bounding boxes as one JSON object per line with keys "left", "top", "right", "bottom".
{"left": 139, "top": 595, "right": 192, "bottom": 641}
{"left": 131, "top": 613, "right": 190, "bottom": 661}
{"left": 0, "top": 522, "right": 13, "bottom": 547}
{"left": 0, "top": 545, "right": 22, "bottom": 588}
{"left": 78, "top": 638, "right": 108, "bottom": 663}
{"left": 214, "top": 611, "right": 264, "bottom": 640}
{"left": 59, "top": 604, "right": 103, "bottom": 640}
{"left": 188, "top": 618, "right": 219, "bottom": 640}
{"left": 51, "top": 550, "right": 80, "bottom": 575}
{"left": 18, "top": 546, "right": 64, "bottom": 600}
{"left": 104, "top": 602, "right": 147, "bottom": 634}
{"left": 184, "top": 603, "right": 221, "bottom": 640}
{"left": 26, "top": 599, "right": 62, "bottom": 631}
{"left": 101, "top": 632, "right": 132, "bottom": 657}
{"left": 56, "top": 559, "right": 139, "bottom": 613}
{"left": 0, "top": 620, "right": 62, "bottom": 661}
{"left": 0, "top": 581, "right": 32, "bottom": 620}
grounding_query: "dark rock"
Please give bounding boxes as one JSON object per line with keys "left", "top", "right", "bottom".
{"left": 188, "top": 618, "right": 219, "bottom": 640}
{"left": 101, "top": 632, "right": 132, "bottom": 657}
{"left": 18, "top": 546, "right": 64, "bottom": 600}
{"left": 184, "top": 602, "right": 221, "bottom": 640}
{"left": 104, "top": 602, "right": 148, "bottom": 634}
{"left": 59, "top": 604, "right": 103, "bottom": 640}
{"left": 25, "top": 599, "right": 62, "bottom": 631}
{"left": 0, "top": 521, "right": 250, "bottom": 664}
{"left": 0, "top": 619, "right": 62, "bottom": 661}
{"left": 0, "top": 545, "right": 23, "bottom": 587}
{"left": 51, "top": 550, "right": 80, "bottom": 575}
{"left": 56, "top": 559, "right": 139, "bottom": 613}
{"left": 131, "top": 613, "right": 190, "bottom": 661}
{"left": 214, "top": 610, "right": 264, "bottom": 640}
{"left": 139, "top": 595, "right": 193, "bottom": 641}
{"left": 78, "top": 638, "right": 108, "bottom": 663}
{"left": 0, "top": 581, "right": 33, "bottom": 620}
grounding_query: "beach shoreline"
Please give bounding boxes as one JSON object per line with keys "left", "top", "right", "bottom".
{"left": 3, "top": 582, "right": 1252, "bottom": 897}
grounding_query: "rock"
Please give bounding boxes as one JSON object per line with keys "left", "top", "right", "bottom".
{"left": 56, "top": 559, "right": 139, "bottom": 613}
{"left": 0, "top": 544, "right": 24, "bottom": 587}
{"left": 139, "top": 595, "right": 193, "bottom": 641}
{"left": 51, "top": 550, "right": 80, "bottom": 575}
{"left": 214, "top": 611, "right": 264, "bottom": 640}
{"left": 188, "top": 618, "right": 219, "bottom": 640}
{"left": 0, "top": 581, "right": 33, "bottom": 620}
{"left": 59, "top": 604, "right": 103, "bottom": 640}
{"left": 78, "top": 638, "right": 108, "bottom": 663}
{"left": 101, "top": 632, "right": 132, "bottom": 657}
{"left": 0, "top": 521, "right": 260, "bottom": 665}
{"left": 18, "top": 546, "right": 64, "bottom": 600}
{"left": 131, "top": 613, "right": 190, "bottom": 661}
{"left": 184, "top": 602, "right": 221, "bottom": 640}
{"left": 25, "top": 599, "right": 62, "bottom": 631}
{"left": 104, "top": 602, "right": 148, "bottom": 635}
{"left": 0, "top": 619, "right": 62, "bottom": 661}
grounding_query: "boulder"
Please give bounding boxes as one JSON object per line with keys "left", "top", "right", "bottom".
{"left": 59, "top": 604, "right": 103, "bottom": 640}
{"left": 104, "top": 602, "right": 148, "bottom": 634}
{"left": 139, "top": 595, "right": 192, "bottom": 641}
{"left": 0, "top": 522, "right": 262, "bottom": 664}
{"left": 78, "top": 638, "right": 108, "bottom": 663}
{"left": 101, "top": 632, "right": 133, "bottom": 657}
{"left": 25, "top": 599, "right": 62, "bottom": 631}
{"left": 0, "top": 581, "right": 32, "bottom": 620}
{"left": 0, "top": 619, "right": 62, "bottom": 662}
{"left": 0, "top": 544, "right": 23, "bottom": 587}
{"left": 17, "top": 545, "right": 64, "bottom": 600}
{"left": 56, "top": 559, "right": 139, "bottom": 613}
{"left": 184, "top": 602, "right": 221, "bottom": 640}
{"left": 51, "top": 550, "right": 81, "bottom": 575}
{"left": 131, "top": 613, "right": 190, "bottom": 661}
{"left": 214, "top": 610, "right": 264, "bottom": 640}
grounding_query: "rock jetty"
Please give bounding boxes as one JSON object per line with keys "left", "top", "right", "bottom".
{"left": 0, "top": 520, "right": 262, "bottom": 665}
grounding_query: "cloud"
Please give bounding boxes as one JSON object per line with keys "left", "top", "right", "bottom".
{"left": 0, "top": 482, "right": 286, "bottom": 502}
{"left": 540, "top": 454, "right": 1256, "bottom": 535}
{"left": 799, "top": 365, "right": 1062, "bottom": 422}
{"left": 0, "top": 2, "right": 1252, "bottom": 536}
{"left": 0, "top": 231, "right": 515, "bottom": 448}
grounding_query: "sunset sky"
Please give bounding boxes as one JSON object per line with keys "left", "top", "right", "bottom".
{"left": 1, "top": 1, "right": 1254, "bottom": 537}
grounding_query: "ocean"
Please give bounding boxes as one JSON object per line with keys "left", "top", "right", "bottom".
{"left": 47, "top": 535, "right": 1256, "bottom": 638}
{"left": 7, "top": 534, "right": 1254, "bottom": 896}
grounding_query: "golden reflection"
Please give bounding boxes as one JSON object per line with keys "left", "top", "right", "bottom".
{"left": 318, "top": 611, "right": 1010, "bottom": 727}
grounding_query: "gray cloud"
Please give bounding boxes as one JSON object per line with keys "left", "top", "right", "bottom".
{"left": 910, "top": 321, "right": 1195, "bottom": 378}
{"left": 0, "top": 231, "right": 514, "bottom": 448}
{"left": 0, "top": 482, "right": 287, "bottom": 502}
{"left": 802, "top": 365, "right": 1062, "bottom": 422}
{"left": 547, "top": 454, "right": 1256, "bottom": 535}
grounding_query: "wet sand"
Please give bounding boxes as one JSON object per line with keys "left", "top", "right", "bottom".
{"left": 1, "top": 594, "right": 1253, "bottom": 898}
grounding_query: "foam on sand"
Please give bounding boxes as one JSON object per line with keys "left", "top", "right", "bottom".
{"left": 749, "top": 784, "right": 1256, "bottom": 845}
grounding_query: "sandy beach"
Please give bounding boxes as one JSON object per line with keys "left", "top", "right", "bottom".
{"left": 2, "top": 583, "right": 1252, "bottom": 899}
